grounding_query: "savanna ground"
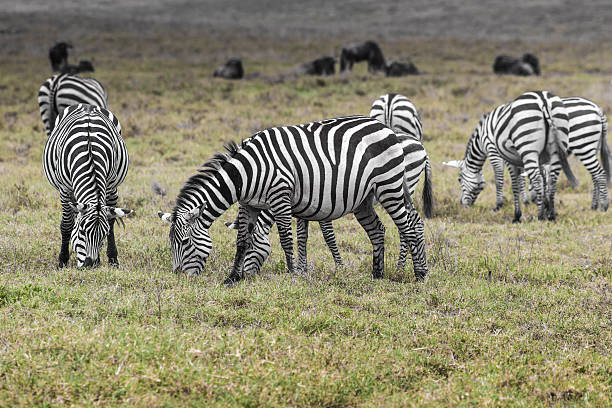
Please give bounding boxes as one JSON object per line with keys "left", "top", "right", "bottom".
{"left": 0, "top": 1, "right": 611, "bottom": 406}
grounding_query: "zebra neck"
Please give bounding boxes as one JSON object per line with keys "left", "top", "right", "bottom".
{"left": 174, "top": 164, "right": 241, "bottom": 228}
{"left": 464, "top": 133, "right": 487, "bottom": 173}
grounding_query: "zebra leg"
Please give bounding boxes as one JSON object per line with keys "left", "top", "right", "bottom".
{"left": 296, "top": 218, "right": 309, "bottom": 273}
{"left": 58, "top": 197, "right": 75, "bottom": 268}
{"left": 507, "top": 165, "right": 523, "bottom": 223}
{"left": 599, "top": 175, "right": 609, "bottom": 211}
{"left": 226, "top": 205, "right": 260, "bottom": 284}
{"left": 585, "top": 160, "right": 607, "bottom": 211}
{"left": 524, "top": 163, "right": 545, "bottom": 220}
{"left": 489, "top": 155, "right": 506, "bottom": 211}
{"left": 546, "top": 166, "right": 561, "bottom": 221}
{"left": 106, "top": 190, "right": 119, "bottom": 266}
{"left": 517, "top": 168, "right": 531, "bottom": 205}
{"left": 270, "top": 194, "right": 295, "bottom": 274}
{"left": 242, "top": 217, "right": 273, "bottom": 275}
{"left": 319, "top": 220, "right": 343, "bottom": 268}
{"left": 353, "top": 197, "right": 386, "bottom": 278}
{"left": 591, "top": 174, "right": 600, "bottom": 210}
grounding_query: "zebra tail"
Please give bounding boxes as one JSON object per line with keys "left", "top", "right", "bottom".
{"left": 599, "top": 111, "right": 611, "bottom": 186}
{"left": 553, "top": 127, "right": 579, "bottom": 188}
{"left": 422, "top": 157, "right": 434, "bottom": 218}
{"left": 544, "top": 94, "right": 578, "bottom": 188}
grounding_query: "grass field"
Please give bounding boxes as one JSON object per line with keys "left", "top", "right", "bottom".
{"left": 1, "top": 2, "right": 611, "bottom": 406}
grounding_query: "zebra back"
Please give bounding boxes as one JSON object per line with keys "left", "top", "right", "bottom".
{"left": 370, "top": 93, "right": 423, "bottom": 141}
{"left": 38, "top": 74, "right": 109, "bottom": 137}
{"left": 43, "top": 104, "right": 127, "bottom": 203}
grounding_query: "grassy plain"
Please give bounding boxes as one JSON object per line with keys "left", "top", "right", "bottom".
{"left": 0, "top": 25, "right": 611, "bottom": 408}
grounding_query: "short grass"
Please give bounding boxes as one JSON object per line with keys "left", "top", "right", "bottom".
{"left": 0, "top": 30, "right": 611, "bottom": 407}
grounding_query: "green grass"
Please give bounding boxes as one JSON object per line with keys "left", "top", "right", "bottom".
{"left": 0, "top": 31, "right": 611, "bottom": 407}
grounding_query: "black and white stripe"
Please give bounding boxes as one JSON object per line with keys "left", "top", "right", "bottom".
{"left": 43, "top": 104, "right": 130, "bottom": 268}
{"left": 443, "top": 90, "right": 577, "bottom": 222}
{"left": 369, "top": 93, "right": 423, "bottom": 141}
{"left": 228, "top": 133, "right": 433, "bottom": 275}
{"left": 228, "top": 95, "right": 433, "bottom": 275}
{"left": 38, "top": 73, "right": 108, "bottom": 137}
{"left": 160, "top": 115, "right": 427, "bottom": 282}
{"left": 555, "top": 97, "right": 609, "bottom": 210}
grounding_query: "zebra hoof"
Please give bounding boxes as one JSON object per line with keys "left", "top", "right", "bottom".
{"left": 108, "top": 258, "right": 120, "bottom": 267}
{"left": 512, "top": 217, "right": 521, "bottom": 224}
{"left": 372, "top": 271, "right": 384, "bottom": 279}
{"left": 57, "top": 260, "right": 67, "bottom": 269}
{"left": 223, "top": 274, "right": 243, "bottom": 286}
{"left": 414, "top": 271, "right": 427, "bottom": 281}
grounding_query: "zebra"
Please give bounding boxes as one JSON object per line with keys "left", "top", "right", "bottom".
{"left": 43, "top": 104, "right": 131, "bottom": 268}
{"left": 369, "top": 93, "right": 432, "bottom": 217}
{"left": 443, "top": 90, "right": 577, "bottom": 222}
{"left": 369, "top": 93, "right": 423, "bottom": 141}
{"left": 158, "top": 115, "right": 427, "bottom": 283}
{"left": 38, "top": 73, "right": 108, "bottom": 138}
{"left": 520, "top": 97, "right": 610, "bottom": 211}
{"left": 223, "top": 94, "right": 433, "bottom": 276}
{"left": 225, "top": 133, "right": 433, "bottom": 275}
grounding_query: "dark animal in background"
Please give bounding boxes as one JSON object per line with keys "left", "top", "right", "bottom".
{"left": 385, "top": 60, "right": 420, "bottom": 77}
{"left": 49, "top": 42, "right": 96, "bottom": 74}
{"left": 340, "top": 41, "right": 386, "bottom": 73}
{"left": 294, "top": 56, "right": 335, "bottom": 76}
{"left": 493, "top": 53, "right": 540, "bottom": 76}
{"left": 65, "top": 60, "right": 95, "bottom": 75}
{"left": 213, "top": 59, "right": 244, "bottom": 79}
{"left": 49, "top": 42, "right": 71, "bottom": 72}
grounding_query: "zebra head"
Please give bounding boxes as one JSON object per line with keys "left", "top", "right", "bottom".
{"left": 442, "top": 160, "right": 485, "bottom": 206}
{"left": 71, "top": 203, "right": 132, "bottom": 267}
{"left": 158, "top": 205, "right": 212, "bottom": 275}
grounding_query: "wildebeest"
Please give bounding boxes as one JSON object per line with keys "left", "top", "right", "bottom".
{"left": 49, "top": 42, "right": 96, "bottom": 74}
{"left": 49, "top": 42, "right": 71, "bottom": 72}
{"left": 493, "top": 53, "right": 540, "bottom": 76}
{"left": 385, "top": 60, "right": 420, "bottom": 77}
{"left": 294, "top": 56, "right": 335, "bottom": 76}
{"left": 213, "top": 58, "right": 244, "bottom": 79}
{"left": 340, "top": 41, "right": 386, "bottom": 73}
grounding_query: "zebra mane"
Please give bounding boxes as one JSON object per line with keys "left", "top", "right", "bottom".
{"left": 464, "top": 113, "right": 488, "bottom": 159}
{"left": 173, "top": 141, "right": 242, "bottom": 215}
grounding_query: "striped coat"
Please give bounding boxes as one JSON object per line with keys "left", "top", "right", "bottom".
{"left": 38, "top": 73, "right": 108, "bottom": 137}
{"left": 43, "top": 104, "right": 130, "bottom": 267}
{"left": 160, "top": 115, "right": 427, "bottom": 282}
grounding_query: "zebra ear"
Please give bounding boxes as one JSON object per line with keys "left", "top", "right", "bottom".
{"left": 158, "top": 211, "right": 173, "bottom": 223}
{"left": 70, "top": 202, "right": 87, "bottom": 214}
{"left": 185, "top": 204, "right": 207, "bottom": 223}
{"left": 225, "top": 220, "right": 239, "bottom": 230}
{"left": 442, "top": 160, "right": 463, "bottom": 169}
{"left": 107, "top": 207, "right": 133, "bottom": 219}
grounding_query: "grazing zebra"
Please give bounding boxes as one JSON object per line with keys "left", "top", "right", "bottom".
{"left": 225, "top": 133, "right": 433, "bottom": 275}
{"left": 520, "top": 97, "right": 610, "bottom": 211}
{"left": 43, "top": 104, "right": 131, "bottom": 268}
{"left": 224, "top": 94, "right": 433, "bottom": 276}
{"left": 38, "top": 73, "right": 108, "bottom": 137}
{"left": 443, "top": 90, "right": 577, "bottom": 222}
{"left": 369, "top": 93, "right": 423, "bottom": 141}
{"left": 159, "top": 115, "right": 427, "bottom": 283}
